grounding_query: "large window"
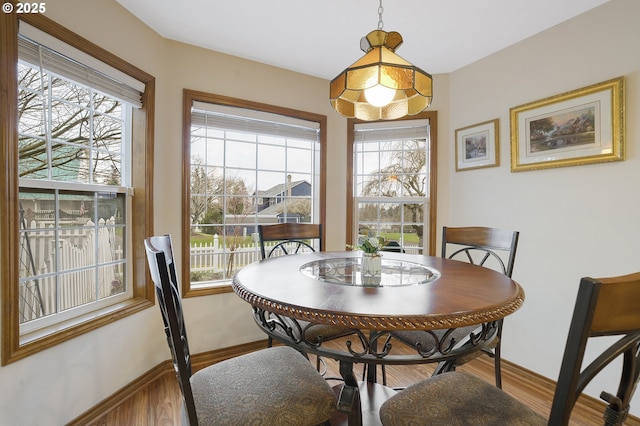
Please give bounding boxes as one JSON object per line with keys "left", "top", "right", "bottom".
{"left": 182, "top": 91, "right": 326, "bottom": 296}
{"left": 1, "top": 14, "right": 154, "bottom": 364}
{"left": 347, "top": 112, "right": 437, "bottom": 255}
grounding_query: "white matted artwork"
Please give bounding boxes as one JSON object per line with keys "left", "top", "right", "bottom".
{"left": 509, "top": 77, "right": 624, "bottom": 172}
{"left": 455, "top": 119, "right": 499, "bottom": 171}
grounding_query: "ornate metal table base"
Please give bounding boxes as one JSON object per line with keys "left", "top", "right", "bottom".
{"left": 254, "top": 307, "right": 500, "bottom": 425}
{"left": 254, "top": 306, "right": 499, "bottom": 365}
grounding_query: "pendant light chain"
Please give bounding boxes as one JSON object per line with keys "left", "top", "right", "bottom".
{"left": 377, "top": 0, "right": 384, "bottom": 30}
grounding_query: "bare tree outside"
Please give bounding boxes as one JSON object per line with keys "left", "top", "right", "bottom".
{"left": 189, "top": 158, "right": 257, "bottom": 281}
{"left": 281, "top": 198, "right": 312, "bottom": 222}
{"left": 190, "top": 157, "right": 222, "bottom": 226}
{"left": 18, "top": 65, "right": 123, "bottom": 183}
{"left": 17, "top": 60, "right": 129, "bottom": 324}
{"left": 223, "top": 183, "right": 254, "bottom": 277}
{"left": 358, "top": 139, "right": 427, "bottom": 247}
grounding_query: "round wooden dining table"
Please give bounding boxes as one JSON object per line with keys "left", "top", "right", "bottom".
{"left": 233, "top": 250, "right": 523, "bottom": 330}
{"left": 232, "top": 251, "right": 525, "bottom": 425}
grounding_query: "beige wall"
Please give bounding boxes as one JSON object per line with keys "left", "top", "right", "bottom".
{"left": 0, "top": 0, "right": 637, "bottom": 423}
{"left": 444, "top": 0, "right": 640, "bottom": 412}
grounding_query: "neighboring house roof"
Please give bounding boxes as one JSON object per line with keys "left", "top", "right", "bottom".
{"left": 19, "top": 142, "right": 87, "bottom": 181}
{"left": 255, "top": 180, "right": 308, "bottom": 198}
{"left": 253, "top": 180, "right": 311, "bottom": 217}
{"left": 256, "top": 200, "right": 306, "bottom": 216}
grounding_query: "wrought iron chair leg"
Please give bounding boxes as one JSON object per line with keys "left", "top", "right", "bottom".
{"left": 361, "top": 363, "right": 387, "bottom": 386}
{"left": 494, "top": 348, "right": 502, "bottom": 388}
{"left": 382, "top": 364, "right": 387, "bottom": 385}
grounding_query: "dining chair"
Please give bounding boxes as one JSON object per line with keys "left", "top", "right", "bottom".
{"left": 392, "top": 226, "right": 519, "bottom": 388}
{"left": 258, "top": 222, "right": 323, "bottom": 259}
{"left": 380, "top": 272, "right": 640, "bottom": 426}
{"left": 257, "top": 223, "right": 355, "bottom": 371}
{"left": 144, "top": 235, "right": 337, "bottom": 426}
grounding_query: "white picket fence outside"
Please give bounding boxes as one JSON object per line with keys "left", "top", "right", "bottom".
{"left": 19, "top": 218, "right": 123, "bottom": 323}
{"left": 190, "top": 235, "right": 272, "bottom": 278}
{"left": 190, "top": 235, "right": 422, "bottom": 279}
{"left": 19, "top": 227, "right": 423, "bottom": 322}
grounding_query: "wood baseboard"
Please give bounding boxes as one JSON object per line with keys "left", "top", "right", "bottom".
{"left": 66, "top": 339, "right": 269, "bottom": 426}
{"left": 66, "top": 361, "right": 172, "bottom": 426}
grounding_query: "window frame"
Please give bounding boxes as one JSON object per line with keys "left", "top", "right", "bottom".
{"left": 1, "top": 13, "right": 155, "bottom": 365}
{"left": 346, "top": 112, "right": 438, "bottom": 255}
{"left": 182, "top": 89, "right": 327, "bottom": 297}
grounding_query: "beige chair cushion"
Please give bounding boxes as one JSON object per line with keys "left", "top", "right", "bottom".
{"left": 379, "top": 371, "right": 546, "bottom": 426}
{"left": 190, "top": 346, "right": 337, "bottom": 425}
{"left": 301, "top": 321, "right": 355, "bottom": 344}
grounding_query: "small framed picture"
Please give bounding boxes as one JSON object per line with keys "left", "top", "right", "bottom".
{"left": 510, "top": 77, "right": 624, "bottom": 172}
{"left": 455, "top": 119, "right": 499, "bottom": 171}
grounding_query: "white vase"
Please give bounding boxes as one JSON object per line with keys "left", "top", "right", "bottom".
{"left": 361, "top": 253, "right": 382, "bottom": 285}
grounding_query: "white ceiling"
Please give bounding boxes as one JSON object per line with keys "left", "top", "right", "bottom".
{"left": 115, "top": 0, "right": 609, "bottom": 79}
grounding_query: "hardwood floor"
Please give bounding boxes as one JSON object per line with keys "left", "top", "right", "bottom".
{"left": 87, "top": 338, "right": 639, "bottom": 425}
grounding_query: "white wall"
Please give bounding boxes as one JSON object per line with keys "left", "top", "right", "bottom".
{"left": 443, "top": 0, "right": 640, "bottom": 412}
{"left": 0, "top": 0, "right": 637, "bottom": 424}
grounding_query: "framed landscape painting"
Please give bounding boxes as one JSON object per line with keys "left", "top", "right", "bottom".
{"left": 455, "top": 119, "right": 499, "bottom": 171}
{"left": 510, "top": 77, "right": 624, "bottom": 172}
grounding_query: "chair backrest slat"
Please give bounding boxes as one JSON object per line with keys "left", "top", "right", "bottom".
{"left": 441, "top": 226, "right": 519, "bottom": 277}
{"left": 592, "top": 274, "right": 640, "bottom": 335}
{"left": 258, "top": 223, "right": 322, "bottom": 259}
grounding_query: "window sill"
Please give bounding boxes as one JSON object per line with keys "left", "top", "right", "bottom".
{"left": 5, "top": 297, "right": 153, "bottom": 365}
{"left": 183, "top": 282, "right": 234, "bottom": 298}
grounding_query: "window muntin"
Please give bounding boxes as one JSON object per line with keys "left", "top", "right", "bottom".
{"left": 353, "top": 120, "right": 431, "bottom": 254}
{"left": 16, "top": 34, "right": 134, "bottom": 334}
{"left": 18, "top": 189, "right": 127, "bottom": 332}
{"left": 18, "top": 66, "right": 128, "bottom": 185}
{"left": 2, "top": 14, "right": 154, "bottom": 365}
{"left": 184, "top": 94, "right": 324, "bottom": 294}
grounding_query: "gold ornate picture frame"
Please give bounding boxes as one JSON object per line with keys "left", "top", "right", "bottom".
{"left": 455, "top": 119, "right": 499, "bottom": 171}
{"left": 510, "top": 77, "right": 624, "bottom": 172}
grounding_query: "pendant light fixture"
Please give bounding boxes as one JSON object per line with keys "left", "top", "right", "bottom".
{"left": 330, "top": 0, "right": 433, "bottom": 121}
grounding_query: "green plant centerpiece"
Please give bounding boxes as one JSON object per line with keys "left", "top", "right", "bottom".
{"left": 347, "top": 236, "right": 384, "bottom": 255}
{"left": 348, "top": 236, "right": 384, "bottom": 285}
